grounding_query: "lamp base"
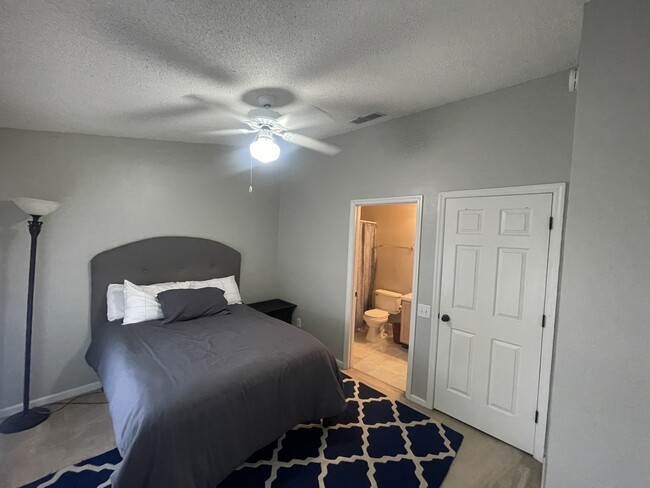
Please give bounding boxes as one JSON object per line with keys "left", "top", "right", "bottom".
{"left": 0, "top": 407, "right": 50, "bottom": 434}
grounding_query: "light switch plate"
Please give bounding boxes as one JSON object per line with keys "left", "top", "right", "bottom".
{"left": 417, "top": 304, "right": 431, "bottom": 319}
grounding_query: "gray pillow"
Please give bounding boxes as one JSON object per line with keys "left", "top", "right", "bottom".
{"left": 157, "top": 287, "right": 229, "bottom": 325}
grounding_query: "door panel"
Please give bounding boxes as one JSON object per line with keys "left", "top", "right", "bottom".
{"left": 494, "top": 247, "right": 527, "bottom": 320}
{"left": 487, "top": 339, "right": 520, "bottom": 414}
{"left": 452, "top": 246, "right": 480, "bottom": 310}
{"left": 434, "top": 193, "right": 552, "bottom": 453}
{"left": 447, "top": 329, "right": 474, "bottom": 397}
{"left": 457, "top": 209, "right": 484, "bottom": 234}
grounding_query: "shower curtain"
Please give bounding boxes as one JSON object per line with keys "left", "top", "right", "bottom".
{"left": 355, "top": 221, "right": 377, "bottom": 329}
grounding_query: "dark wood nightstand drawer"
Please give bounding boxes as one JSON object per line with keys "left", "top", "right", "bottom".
{"left": 248, "top": 299, "right": 297, "bottom": 324}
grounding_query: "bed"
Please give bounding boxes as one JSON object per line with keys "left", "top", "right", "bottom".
{"left": 85, "top": 237, "right": 346, "bottom": 488}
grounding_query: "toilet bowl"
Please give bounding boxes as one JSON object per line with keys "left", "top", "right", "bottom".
{"left": 363, "top": 309, "right": 390, "bottom": 342}
{"left": 363, "top": 289, "right": 402, "bottom": 342}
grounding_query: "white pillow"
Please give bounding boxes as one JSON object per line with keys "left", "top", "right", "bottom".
{"left": 122, "top": 280, "right": 192, "bottom": 325}
{"left": 190, "top": 275, "right": 242, "bottom": 305}
{"left": 107, "top": 284, "right": 125, "bottom": 321}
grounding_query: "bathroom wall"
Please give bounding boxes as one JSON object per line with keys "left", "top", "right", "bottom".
{"left": 360, "top": 204, "right": 416, "bottom": 296}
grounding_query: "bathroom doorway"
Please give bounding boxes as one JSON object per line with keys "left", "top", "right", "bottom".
{"left": 343, "top": 196, "right": 422, "bottom": 395}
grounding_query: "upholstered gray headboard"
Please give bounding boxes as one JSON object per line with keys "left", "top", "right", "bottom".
{"left": 90, "top": 237, "right": 241, "bottom": 335}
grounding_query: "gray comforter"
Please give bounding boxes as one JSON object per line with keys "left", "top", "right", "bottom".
{"left": 85, "top": 304, "right": 346, "bottom": 488}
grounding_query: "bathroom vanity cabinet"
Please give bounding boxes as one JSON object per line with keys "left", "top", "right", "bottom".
{"left": 400, "top": 294, "right": 412, "bottom": 345}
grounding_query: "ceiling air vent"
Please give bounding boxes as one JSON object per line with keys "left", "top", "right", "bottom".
{"left": 350, "top": 112, "right": 385, "bottom": 125}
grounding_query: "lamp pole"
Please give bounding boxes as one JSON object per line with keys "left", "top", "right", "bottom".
{"left": 0, "top": 214, "right": 51, "bottom": 433}
{"left": 23, "top": 216, "right": 43, "bottom": 413}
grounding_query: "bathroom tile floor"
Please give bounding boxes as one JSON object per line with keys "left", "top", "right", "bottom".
{"left": 352, "top": 326, "right": 408, "bottom": 390}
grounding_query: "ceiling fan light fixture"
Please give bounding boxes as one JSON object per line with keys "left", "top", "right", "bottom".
{"left": 250, "top": 129, "right": 280, "bottom": 163}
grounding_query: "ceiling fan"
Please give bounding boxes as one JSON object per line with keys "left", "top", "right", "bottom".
{"left": 203, "top": 95, "right": 341, "bottom": 163}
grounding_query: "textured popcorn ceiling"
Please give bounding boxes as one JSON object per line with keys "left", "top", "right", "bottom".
{"left": 0, "top": 1, "right": 584, "bottom": 145}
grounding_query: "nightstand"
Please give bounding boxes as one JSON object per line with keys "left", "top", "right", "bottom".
{"left": 248, "top": 299, "right": 297, "bottom": 324}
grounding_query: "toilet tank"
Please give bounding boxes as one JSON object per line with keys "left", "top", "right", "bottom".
{"left": 374, "top": 289, "right": 402, "bottom": 314}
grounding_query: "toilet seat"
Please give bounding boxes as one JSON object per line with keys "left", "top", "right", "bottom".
{"left": 363, "top": 309, "right": 390, "bottom": 343}
{"left": 363, "top": 309, "right": 389, "bottom": 319}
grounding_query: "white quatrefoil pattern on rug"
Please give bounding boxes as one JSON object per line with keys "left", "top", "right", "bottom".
{"left": 22, "top": 375, "right": 463, "bottom": 488}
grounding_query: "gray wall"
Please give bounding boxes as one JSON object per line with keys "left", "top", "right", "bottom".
{"left": 0, "top": 129, "right": 280, "bottom": 411}
{"left": 545, "top": 1, "right": 650, "bottom": 486}
{"left": 276, "top": 71, "right": 576, "bottom": 400}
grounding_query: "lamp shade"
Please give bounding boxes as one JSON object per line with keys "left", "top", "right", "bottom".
{"left": 13, "top": 197, "right": 61, "bottom": 217}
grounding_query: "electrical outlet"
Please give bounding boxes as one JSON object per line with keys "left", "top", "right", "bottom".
{"left": 417, "top": 304, "right": 431, "bottom": 319}
{"left": 296, "top": 317, "right": 302, "bottom": 328}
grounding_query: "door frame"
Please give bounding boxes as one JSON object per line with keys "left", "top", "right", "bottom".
{"left": 343, "top": 195, "right": 423, "bottom": 400}
{"left": 427, "top": 183, "right": 566, "bottom": 462}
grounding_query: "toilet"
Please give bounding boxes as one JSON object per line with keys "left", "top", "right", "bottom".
{"left": 363, "top": 289, "right": 402, "bottom": 342}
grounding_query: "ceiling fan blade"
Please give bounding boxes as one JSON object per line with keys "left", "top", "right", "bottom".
{"left": 124, "top": 102, "right": 207, "bottom": 121}
{"left": 281, "top": 132, "right": 341, "bottom": 156}
{"left": 184, "top": 95, "right": 247, "bottom": 122}
{"left": 277, "top": 106, "right": 333, "bottom": 131}
{"left": 204, "top": 128, "right": 257, "bottom": 136}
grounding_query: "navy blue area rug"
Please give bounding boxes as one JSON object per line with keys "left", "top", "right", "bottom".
{"left": 23, "top": 375, "right": 463, "bottom": 487}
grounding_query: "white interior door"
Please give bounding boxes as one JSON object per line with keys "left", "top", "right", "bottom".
{"left": 434, "top": 193, "right": 552, "bottom": 453}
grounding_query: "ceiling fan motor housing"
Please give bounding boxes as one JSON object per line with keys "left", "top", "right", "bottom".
{"left": 247, "top": 108, "right": 285, "bottom": 131}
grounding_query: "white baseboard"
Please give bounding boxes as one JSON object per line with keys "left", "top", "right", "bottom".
{"left": 0, "top": 381, "right": 102, "bottom": 419}
{"left": 336, "top": 359, "right": 345, "bottom": 369}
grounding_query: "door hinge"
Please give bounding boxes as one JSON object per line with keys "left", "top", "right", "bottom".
{"left": 549, "top": 216, "right": 554, "bottom": 230}
{"left": 542, "top": 315, "right": 546, "bottom": 328}
{"left": 535, "top": 410, "right": 539, "bottom": 423}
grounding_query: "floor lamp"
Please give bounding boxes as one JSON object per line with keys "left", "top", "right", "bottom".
{"left": 0, "top": 197, "right": 60, "bottom": 434}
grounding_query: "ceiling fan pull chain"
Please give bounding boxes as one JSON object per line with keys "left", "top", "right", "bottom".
{"left": 249, "top": 153, "right": 253, "bottom": 193}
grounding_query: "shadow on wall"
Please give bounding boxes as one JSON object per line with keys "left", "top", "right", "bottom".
{"left": 296, "top": 307, "right": 346, "bottom": 357}
{"left": 53, "top": 345, "right": 96, "bottom": 395}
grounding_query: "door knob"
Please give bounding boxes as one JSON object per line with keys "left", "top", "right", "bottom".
{"left": 441, "top": 314, "right": 450, "bottom": 322}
